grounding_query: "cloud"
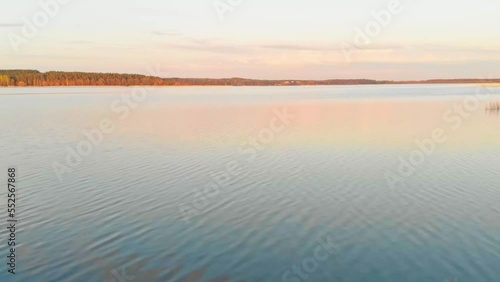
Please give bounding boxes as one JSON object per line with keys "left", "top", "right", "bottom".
{"left": 158, "top": 34, "right": 499, "bottom": 58}
{"left": 261, "top": 43, "right": 404, "bottom": 51}
{"left": 161, "top": 42, "right": 253, "bottom": 54}
{"left": 151, "top": 30, "right": 182, "bottom": 37}
{"left": 411, "top": 44, "right": 500, "bottom": 54}
{"left": 63, "top": 40, "right": 96, "bottom": 45}
{"left": 0, "top": 23, "right": 23, "bottom": 27}
{"left": 158, "top": 35, "right": 405, "bottom": 56}
{"left": 158, "top": 36, "right": 256, "bottom": 54}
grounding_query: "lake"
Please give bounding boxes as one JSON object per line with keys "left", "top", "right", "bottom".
{"left": 0, "top": 85, "right": 499, "bottom": 281}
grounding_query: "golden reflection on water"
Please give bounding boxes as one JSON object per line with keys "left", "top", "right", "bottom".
{"left": 116, "top": 99, "right": 500, "bottom": 150}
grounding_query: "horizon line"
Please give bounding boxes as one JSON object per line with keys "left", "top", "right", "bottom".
{"left": 1, "top": 69, "right": 499, "bottom": 83}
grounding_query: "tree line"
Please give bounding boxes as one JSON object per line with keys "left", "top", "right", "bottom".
{"left": 0, "top": 70, "right": 498, "bottom": 87}
{"left": 0, "top": 70, "right": 167, "bottom": 87}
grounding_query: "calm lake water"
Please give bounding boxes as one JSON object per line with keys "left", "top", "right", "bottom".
{"left": 0, "top": 85, "right": 500, "bottom": 281}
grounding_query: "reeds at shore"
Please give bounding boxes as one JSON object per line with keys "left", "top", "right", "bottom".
{"left": 485, "top": 102, "right": 500, "bottom": 113}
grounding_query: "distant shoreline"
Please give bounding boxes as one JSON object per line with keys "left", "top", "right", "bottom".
{"left": 1, "top": 70, "right": 499, "bottom": 87}
{"left": 1, "top": 83, "right": 499, "bottom": 88}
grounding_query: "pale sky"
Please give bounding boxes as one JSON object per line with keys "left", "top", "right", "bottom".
{"left": 0, "top": 0, "right": 499, "bottom": 80}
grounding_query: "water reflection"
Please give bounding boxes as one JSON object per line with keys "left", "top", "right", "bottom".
{"left": 485, "top": 101, "right": 500, "bottom": 115}
{"left": 1, "top": 86, "right": 500, "bottom": 282}
{"left": 121, "top": 99, "right": 500, "bottom": 150}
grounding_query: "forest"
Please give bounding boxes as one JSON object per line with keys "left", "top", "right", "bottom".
{"left": 0, "top": 70, "right": 499, "bottom": 87}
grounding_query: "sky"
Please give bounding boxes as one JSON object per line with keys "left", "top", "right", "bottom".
{"left": 0, "top": 0, "right": 499, "bottom": 80}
